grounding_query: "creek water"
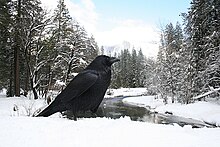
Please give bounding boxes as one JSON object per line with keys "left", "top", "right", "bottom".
{"left": 63, "top": 97, "right": 216, "bottom": 128}
{"left": 64, "top": 97, "right": 164, "bottom": 124}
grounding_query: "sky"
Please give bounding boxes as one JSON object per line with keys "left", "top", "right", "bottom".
{"left": 41, "top": 0, "right": 191, "bottom": 57}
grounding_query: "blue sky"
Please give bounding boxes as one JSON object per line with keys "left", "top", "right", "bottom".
{"left": 41, "top": 0, "right": 192, "bottom": 56}
{"left": 93, "top": 0, "right": 191, "bottom": 28}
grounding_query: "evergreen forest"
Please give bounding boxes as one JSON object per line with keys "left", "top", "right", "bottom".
{"left": 0, "top": 0, "right": 219, "bottom": 104}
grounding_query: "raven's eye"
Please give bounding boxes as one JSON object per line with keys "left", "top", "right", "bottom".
{"left": 106, "top": 57, "right": 111, "bottom": 65}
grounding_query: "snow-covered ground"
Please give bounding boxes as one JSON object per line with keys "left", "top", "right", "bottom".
{"left": 1, "top": 116, "right": 220, "bottom": 147}
{"left": 105, "top": 88, "right": 148, "bottom": 98}
{"left": 1, "top": 88, "right": 220, "bottom": 147}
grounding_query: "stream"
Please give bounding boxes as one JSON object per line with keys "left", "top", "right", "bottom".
{"left": 63, "top": 97, "right": 216, "bottom": 128}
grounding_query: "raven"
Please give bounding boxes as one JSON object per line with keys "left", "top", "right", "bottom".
{"left": 36, "top": 55, "right": 119, "bottom": 119}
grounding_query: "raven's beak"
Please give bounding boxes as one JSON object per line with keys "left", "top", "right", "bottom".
{"left": 109, "top": 57, "right": 120, "bottom": 64}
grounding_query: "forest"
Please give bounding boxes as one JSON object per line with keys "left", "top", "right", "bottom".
{"left": 0, "top": 0, "right": 99, "bottom": 99}
{"left": 0, "top": 0, "right": 219, "bottom": 104}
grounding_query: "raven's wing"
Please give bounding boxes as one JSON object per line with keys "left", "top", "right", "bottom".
{"left": 58, "top": 71, "right": 98, "bottom": 103}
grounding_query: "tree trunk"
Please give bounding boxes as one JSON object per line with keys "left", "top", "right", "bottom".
{"left": 14, "top": 0, "right": 21, "bottom": 97}
{"left": 65, "top": 50, "right": 74, "bottom": 83}
{"left": 30, "top": 77, "right": 38, "bottom": 100}
{"left": 7, "top": 62, "right": 14, "bottom": 97}
{"left": 24, "top": 68, "right": 29, "bottom": 97}
{"left": 44, "top": 65, "right": 52, "bottom": 99}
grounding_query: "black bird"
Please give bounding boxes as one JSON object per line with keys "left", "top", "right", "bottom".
{"left": 36, "top": 55, "right": 119, "bottom": 119}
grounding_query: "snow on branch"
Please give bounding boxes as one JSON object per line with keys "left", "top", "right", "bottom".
{"left": 193, "top": 87, "right": 220, "bottom": 100}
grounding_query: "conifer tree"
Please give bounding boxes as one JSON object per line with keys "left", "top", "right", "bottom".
{"left": 0, "top": 0, "right": 13, "bottom": 96}
{"left": 157, "top": 22, "right": 184, "bottom": 103}
{"left": 185, "top": 0, "right": 220, "bottom": 96}
{"left": 137, "top": 49, "right": 147, "bottom": 87}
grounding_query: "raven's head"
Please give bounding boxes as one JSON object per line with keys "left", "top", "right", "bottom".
{"left": 98, "top": 55, "right": 120, "bottom": 66}
{"left": 87, "top": 55, "right": 120, "bottom": 71}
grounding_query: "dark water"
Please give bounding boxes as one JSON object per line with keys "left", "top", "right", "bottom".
{"left": 63, "top": 97, "right": 216, "bottom": 128}
{"left": 64, "top": 97, "right": 158, "bottom": 123}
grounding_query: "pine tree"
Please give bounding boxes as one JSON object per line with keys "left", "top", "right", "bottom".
{"left": 110, "top": 48, "right": 148, "bottom": 89}
{"left": 46, "top": 0, "right": 99, "bottom": 92}
{"left": 130, "top": 48, "right": 138, "bottom": 87}
{"left": 12, "top": 0, "right": 49, "bottom": 99}
{"left": 49, "top": 0, "right": 74, "bottom": 86}
{"left": 0, "top": 0, "right": 100, "bottom": 99}
{"left": 156, "top": 22, "right": 184, "bottom": 103}
{"left": 0, "top": 0, "right": 14, "bottom": 96}
{"left": 12, "top": 0, "right": 22, "bottom": 96}
{"left": 156, "top": 44, "right": 168, "bottom": 103}
{"left": 110, "top": 52, "right": 120, "bottom": 88}
{"left": 202, "top": 0, "right": 220, "bottom": 90}
{"left": 185, "top": 0, "right": 220, "bottom": 97}
{"left": 137, "top": 49, "right": 147, "bottom": 87}
{"left": 145, "top": 57, "right": 156, "bottom": 95}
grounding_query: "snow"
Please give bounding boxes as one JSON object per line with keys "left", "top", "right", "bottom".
{"left": 1, "top": 116, "right": 220, "bottom": 147}
{"left": 123, "top": 95, "right": 164, "bottom": 108}
{"left": 156, "top": 102, "right": 220, "bottom": 126}
{"left": 55, "top": 80, "right": 66, "bottom": 86}
{"left": 105, "top": 88, "right": 147, "bottom": 98}
{"left": 79, "top": 58, "right": 87, "bottom": 64}
{"left": 1, "top": 89, "right": 220, "bottom": 147}
{"left": 0, "top": 96, "right": 45, "bottom": 116}
{"left": 123, "top": 96, "right": 220, "bottom": 126}
{"left": 193, "top": 87, "right": 220, "bottom": 100}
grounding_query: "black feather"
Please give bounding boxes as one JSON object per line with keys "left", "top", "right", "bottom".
{"left": 36, "top": 55, "right": 119, "bottom": 119}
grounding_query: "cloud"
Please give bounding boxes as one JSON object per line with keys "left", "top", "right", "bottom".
{"left": 66, "top": 0, "right": 98, "bottom": 34}
{"left": 40, "top": 0, "right": 160, "bottom": 57}
{"left": 95, "top": 19, "right": 160, "bottom": 57}
{"left": 40, "top": 0, "right": 98, "bottom": 34}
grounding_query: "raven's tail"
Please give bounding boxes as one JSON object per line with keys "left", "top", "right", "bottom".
{"left": 35, "top": 100, "right": 63, "bottom": 117}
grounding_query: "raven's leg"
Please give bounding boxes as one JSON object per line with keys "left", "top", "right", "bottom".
{"left": 91, "top": 112, "right": 97, "bottom": 117}
{"left": 69, "top": 109, "right": 78, "bottom": 121}
{"left": 91, "top": 106, "right": 99, "bottom": 113}
{"left": 61, "top": 110, "right": 77, "bottom": 120}
{"left": 73, "top": 112, "right": 77, "bottom": 121}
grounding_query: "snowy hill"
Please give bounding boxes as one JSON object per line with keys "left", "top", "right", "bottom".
{"left": 102, "top": 41, "right": 132, "bottom": 56}
{"left": 102, "top": 40, "right": 158, "bottom": 57}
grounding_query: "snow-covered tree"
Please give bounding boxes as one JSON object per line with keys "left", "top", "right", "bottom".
{"left": 19, "top": 0, "right": 51, "bottom": 99}
{"left": 0, "top": 0, "right": 99, "bottom": 99}
{"left": 137, "top": 49, "right": 147, "bottom": 87}
{"left": 48, "top": 0, "right": 74, "bottom": 86}
{"left": 47, "top": 0, "right": 98, "bottom": 92}
{"left": 156, "top": 43, "right": 169, "bottom": 103}
{"left": 145, "top": 57, "right": 157, "bottom": 95}
{"left": 119, "top": 49, "right": 132, "bottom": 88}
{"left": 185, "top": 0, "right": 220, "bottom": 97}
{"left": 111, "top": 48, "right": 148, "bottom": 89}
{"left": 156, "top": 22, "right": 184, "bottom": 103}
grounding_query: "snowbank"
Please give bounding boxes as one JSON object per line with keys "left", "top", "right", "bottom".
{"left": 123, "top": 96, "right": 220, "bottom": 126}
{"left": 105, "top": 88, "right": 147, "bottom": 98}
{"left": 156, "top": 102, "right": 220, "bottom": 126}
{"left": 0, "top": 97, "right": 45, "bottom": 116}
{"left": 0, "top": 116, "right": 220, "bottom": 147}
{"left": 122, "top": 95, "right": 164, "bottom": 108}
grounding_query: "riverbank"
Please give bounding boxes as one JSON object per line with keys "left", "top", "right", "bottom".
{"left": 123, "top": 96, "right": 220, "bottom": 127}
